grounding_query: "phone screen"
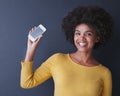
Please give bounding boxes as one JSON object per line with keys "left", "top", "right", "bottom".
{"left": 30, "top": 27, "right": 44, "bottom": 38}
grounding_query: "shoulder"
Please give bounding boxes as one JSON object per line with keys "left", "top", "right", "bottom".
{"left": 99, "top": 64, "right": 112, "bottom": 77}
{"left": 45, "top": 53, "right": 68, "bottom": 62}
{"left": 50, "top": 52, "right": 67, "bottom": 58}
{"left": 99, "top": 65, "right": 111, "bottom": 71}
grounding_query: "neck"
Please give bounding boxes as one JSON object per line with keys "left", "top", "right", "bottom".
{"left": 70, "top": 50, "right": 98, "bottom": 66}
{"left": 75, "top": 51, "right": 93, "bottom": 63}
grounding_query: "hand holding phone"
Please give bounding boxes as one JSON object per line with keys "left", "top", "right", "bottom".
{"left": 28, "top": 24, "right": 47, "bottom": 42}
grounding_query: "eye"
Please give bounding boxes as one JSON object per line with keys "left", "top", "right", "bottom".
{"left": 74, "top": 32, "right": 81, "bottom": 36}
{"left": 86, "top": 32, "right": 93, "bottom": 36}
{"left": 74, "top": 30, "right": 81, "bottom": 36}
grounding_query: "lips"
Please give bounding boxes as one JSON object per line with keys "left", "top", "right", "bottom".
{"left": 79, "top": 42, "right": 87, "bottom": 47}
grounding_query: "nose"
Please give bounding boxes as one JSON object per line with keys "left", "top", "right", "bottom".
{"left": 79, "top": 34, "right": 85, "bottom": 40}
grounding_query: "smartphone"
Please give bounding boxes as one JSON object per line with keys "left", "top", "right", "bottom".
{"left": 28, "top": 24, "right": 47, "bottom": 42}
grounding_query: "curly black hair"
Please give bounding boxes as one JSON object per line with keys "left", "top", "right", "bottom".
{"left": 62, "top": 6, "right": 114, "bottom": 49}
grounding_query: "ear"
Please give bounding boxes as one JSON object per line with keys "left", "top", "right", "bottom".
{"left": 95, "top": 36, "right": 100, "bottom": 43}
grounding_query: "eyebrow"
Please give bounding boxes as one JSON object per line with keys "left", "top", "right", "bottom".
{"left": 75, "top": 30, "right": 94, "bottom": 33}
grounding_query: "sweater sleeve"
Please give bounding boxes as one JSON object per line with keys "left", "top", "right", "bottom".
{"left": 102, "top": 69, "right": 112, "bottom": 96}
{"left": 20, "top": 53, "right": 59, "bottom": 89}
{"left": 20, "top": 60, "right": 52, "bottom": 89}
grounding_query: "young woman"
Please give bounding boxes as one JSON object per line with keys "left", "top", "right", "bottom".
{"left": 21, "top": 6, "right": 114, "bottom": 96}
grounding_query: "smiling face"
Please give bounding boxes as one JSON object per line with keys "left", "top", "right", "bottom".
{"left": 74, "top": 23, "right": 99, "bottom": 52}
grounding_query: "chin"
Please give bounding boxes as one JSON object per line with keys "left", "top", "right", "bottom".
{"left": 77, "top": 47, "right": 93, "bottom": 53}
{"left": 77, "top": 48, "right": 88, "bottom": 52}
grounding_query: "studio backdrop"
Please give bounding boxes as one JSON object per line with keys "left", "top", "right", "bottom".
{"left": 0, "top": 0, "right": 120, "bottom": 96}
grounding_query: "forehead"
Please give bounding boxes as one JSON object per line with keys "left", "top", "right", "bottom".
{"left": 75, "top": 23, "right": 95, "bottom": 32}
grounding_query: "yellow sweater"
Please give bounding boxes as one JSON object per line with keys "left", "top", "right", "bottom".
{"left": 21, "top": 53, "right": 112, "bottom": 96}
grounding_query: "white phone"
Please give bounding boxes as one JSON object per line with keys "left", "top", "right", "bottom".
{"left": 28, "top": 24, "right": 47, "bottom": 42}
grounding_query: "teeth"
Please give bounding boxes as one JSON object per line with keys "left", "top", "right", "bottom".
{"left": 79, "top": 43, "right": 87, "bottom": 47}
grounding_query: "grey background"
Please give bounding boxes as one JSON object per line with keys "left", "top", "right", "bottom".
{"left": 0, "top": 0, "right": 120, "bottom": 96}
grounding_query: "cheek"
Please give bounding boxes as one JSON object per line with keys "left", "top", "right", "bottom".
{"left": 89, "top": 35, "right": 98, "bottom": 42}
{"left": 87, "top": 38, "right": 96, "bottom": 45}
{"left": 73, "top": 38, "right": 76, "bottom": 45}
{"left": 73, "top": 37, "right": 78, "bottom": 46}
{"left": 74, "top": 35, "right": 76, "bottom": 41}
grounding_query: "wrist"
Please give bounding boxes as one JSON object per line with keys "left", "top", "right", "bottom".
{"left": 25, "top": 49, "right": 35, "bottom": 62}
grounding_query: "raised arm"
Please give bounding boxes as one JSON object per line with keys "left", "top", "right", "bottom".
{"left": 20, "top": 27, "right": 51, "bottom": 88}
{"left": 25, "top": 27, "right": 42, "bottom": 62}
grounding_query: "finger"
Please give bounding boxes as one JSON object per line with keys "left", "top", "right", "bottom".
{"left": 32, "top": 26, "right": 36, "bottom": 31}
{"left": 35, "top": 35, "right": 43, "bottom": 43}
{"left": 29, "top": 26, "right": 37, "bottom": 33}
